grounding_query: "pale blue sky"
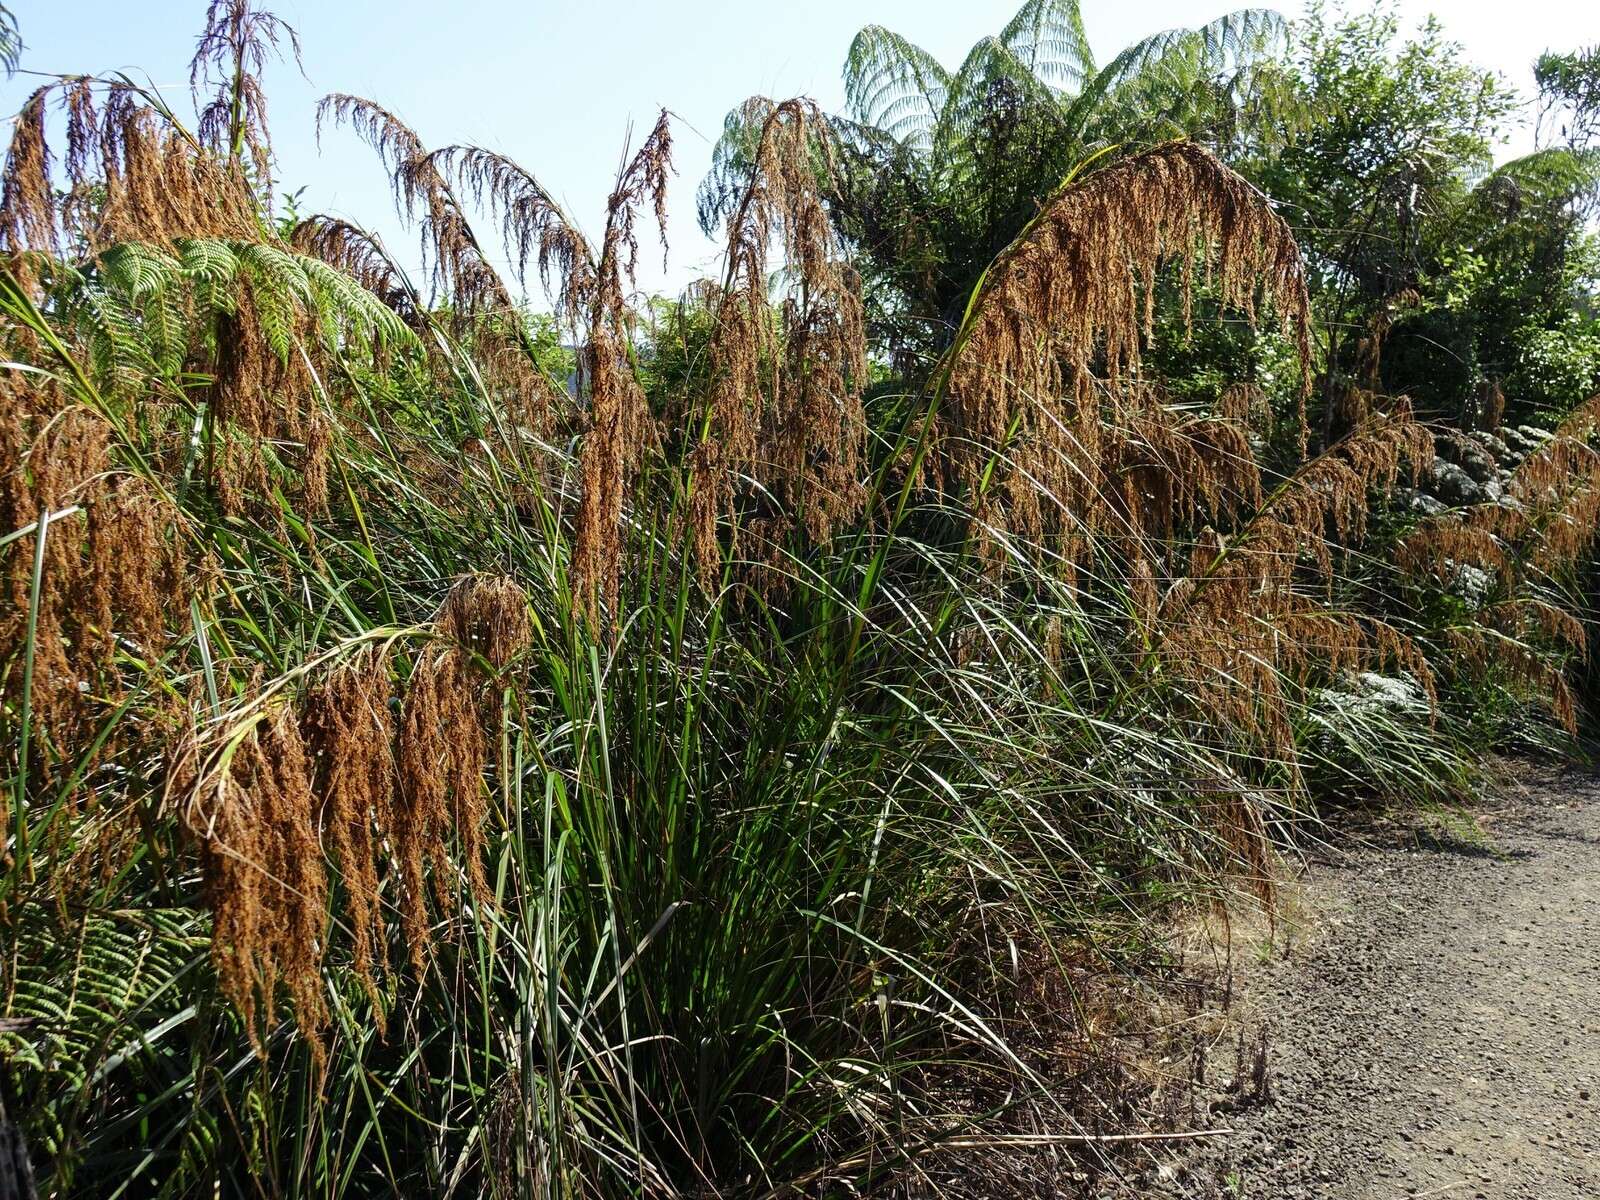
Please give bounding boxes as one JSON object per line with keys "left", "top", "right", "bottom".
{"left": 5, "top": 1, "right": 1600, "bottom": 301}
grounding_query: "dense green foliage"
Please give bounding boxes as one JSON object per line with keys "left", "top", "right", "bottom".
{"left": 1247, "top": 4, "right": 1600, "bottom": 428}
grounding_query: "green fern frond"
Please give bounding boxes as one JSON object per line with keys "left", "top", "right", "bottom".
{"left": 934, "top": 36, "right": 1065, "bottom": 172}
{"left": 1063, "top": 8, "right": 1288, "bottom": 148}
{"left": 843, "top": 26, "right": 951, "bottom": 149}
{"left": 999, "top": 0, "right": 1096, "bottom": 92}
{"left": 97, "top": 242, "right": 182, "bottom": 303}
{"left": 298, "top": 253, "right": 412, "bottom": 348}
{"left": 0, "top": 4, "right": 20, "bottom": 76}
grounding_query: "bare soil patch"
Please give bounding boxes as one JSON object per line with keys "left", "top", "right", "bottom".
{"left": 1139, "top": 766, "right": 1600, "bottom": 1199}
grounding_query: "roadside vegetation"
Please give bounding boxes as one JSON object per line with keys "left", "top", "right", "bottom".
{"left": 1, "top": 1, "right": 1597, "bottom": 1195}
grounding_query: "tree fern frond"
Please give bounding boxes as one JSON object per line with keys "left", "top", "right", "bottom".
{"left": 695, "top": 97, "right": 797, "bottom": 237}
{"left": 1194, "top": 6, "right": 1285, "bottom": 63}
{"left": 178, "top": 236, "right": 243, "bottom": 318}
{"left": 697, "top": 96, "right": 837, "bottom": 238}
{"left": 1478, "top": 146, "right": 1600, "bottom": 208}
{"left": 843, "top": 25, "right": 950, "bottom": 149}
{"left": 298, "top": 252, "right": 414, "bottom": 348}
{"left": 933, "top": 36, "right": 1066, "bottom": 172}
{"left": 999, "top": 0, "right": 1095, "bottom": 92}
{"left": 1063, "top": 8, "right": 1287, "bottom": 149}
{"left": 143, "top": 280, "right": 191, "bottom": 376}
{"left": 4, "top": 903, "right": 210, "bottom": 1190}
{"left": 236, "top": 241, "right": 312, "bottom": 360}
{"left": 97, "top": 241, "right": 182, "bottom": 303}
{"left": 0, "top": 4, "right": 19, "bottom": 77}
{"left": 177, "top": 237, "right": 243, "bottom": 288}
{"left": 61, "top": 283, "right": 159, "bottom": 396}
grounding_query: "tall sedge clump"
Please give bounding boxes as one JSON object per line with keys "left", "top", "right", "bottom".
{"left": 690, "top": 98, "right": 869, "bottom": 591}
{"left": 942, "top": 141, "right": 1312, "bottom": 572}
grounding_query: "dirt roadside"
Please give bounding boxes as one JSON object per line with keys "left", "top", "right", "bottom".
{"left": 1142, "top": 766, "right": 1600, "bottom": 1199}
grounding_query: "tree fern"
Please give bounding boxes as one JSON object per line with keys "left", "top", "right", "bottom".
{"left": 61, "top": 281, "right": 162, "bottom": 399}
{"left": 720, "top": 1, "right": 1298, "bottom": 356}
{"left": 40, "top": 237, "right": 422, "bottom": 400}
{"left": 235, "top": 241, "right": 313, "bottom": 361}
{"left": 1064, "top": 9, "right": 1290, "bottom": 149}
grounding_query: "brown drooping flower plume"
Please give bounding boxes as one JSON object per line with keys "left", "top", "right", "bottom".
{"left": 424, "top": 141, "right": 601, "bottom": 429}
{"left": 1347, "top": 289, "right": 1420, "bottom": 400}
{"left": 189, "top": 0, "right": 302, "bottom": 192}
{"left": 181, "top": 576, "right": 530, "bottom": 1052}
{"left": 1146, "top": 402, "right": 1437, "bottom": 817}
{"left": 90, "top": 95, "right": 263, "bottom": 248}
{"left": 0, "top": 378, "right": 186, "bottom": 781}
{"left": 438, "top": 572, "right": 534, "bottom": 674}
{"left": 0, "top": 88, "right": 58, "bottom": 263}
{"left": 689, "top": 98, "right": 869, "bottom": 593}
{"left": 392, "top": 573, "right": 530, "bottom": 960}
{"left": 396, "top": 572, "right": 534, "bottom": 960}
{"left": 300, "top": 648, "right": 397, "bottom": 1013}
{"left": 183, "top": 697, "right": 330, "bottom": 1065}
{"left": 941, "top": 140, "right": 1313, "bottom": 571}
{"left": 395, "top": 642, "right": 486, "bottom": 960}
{"left": 1399, "top": 398, "right": 1600, "bottom": 584}
{"left": 570, "top": 111, "right": 673, "bottom": 622}
{"left": 0, "top": 0, "right": 297, "bottom": 271}
{"left": 427, "top": 143, "right": 597, "bottom": 326}
{"left": 316, "top": 100, "right": 578, "bottom": 433}
{"left": 1097, "top": 398, "right": 1263, "bottom": 551}
{"left": 318, "top": 94, "right": 515, "bottom": 317}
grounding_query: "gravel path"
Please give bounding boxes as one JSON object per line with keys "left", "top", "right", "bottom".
{"left": 1161, "top": 767, "right": 1600, "bottom": 1199}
